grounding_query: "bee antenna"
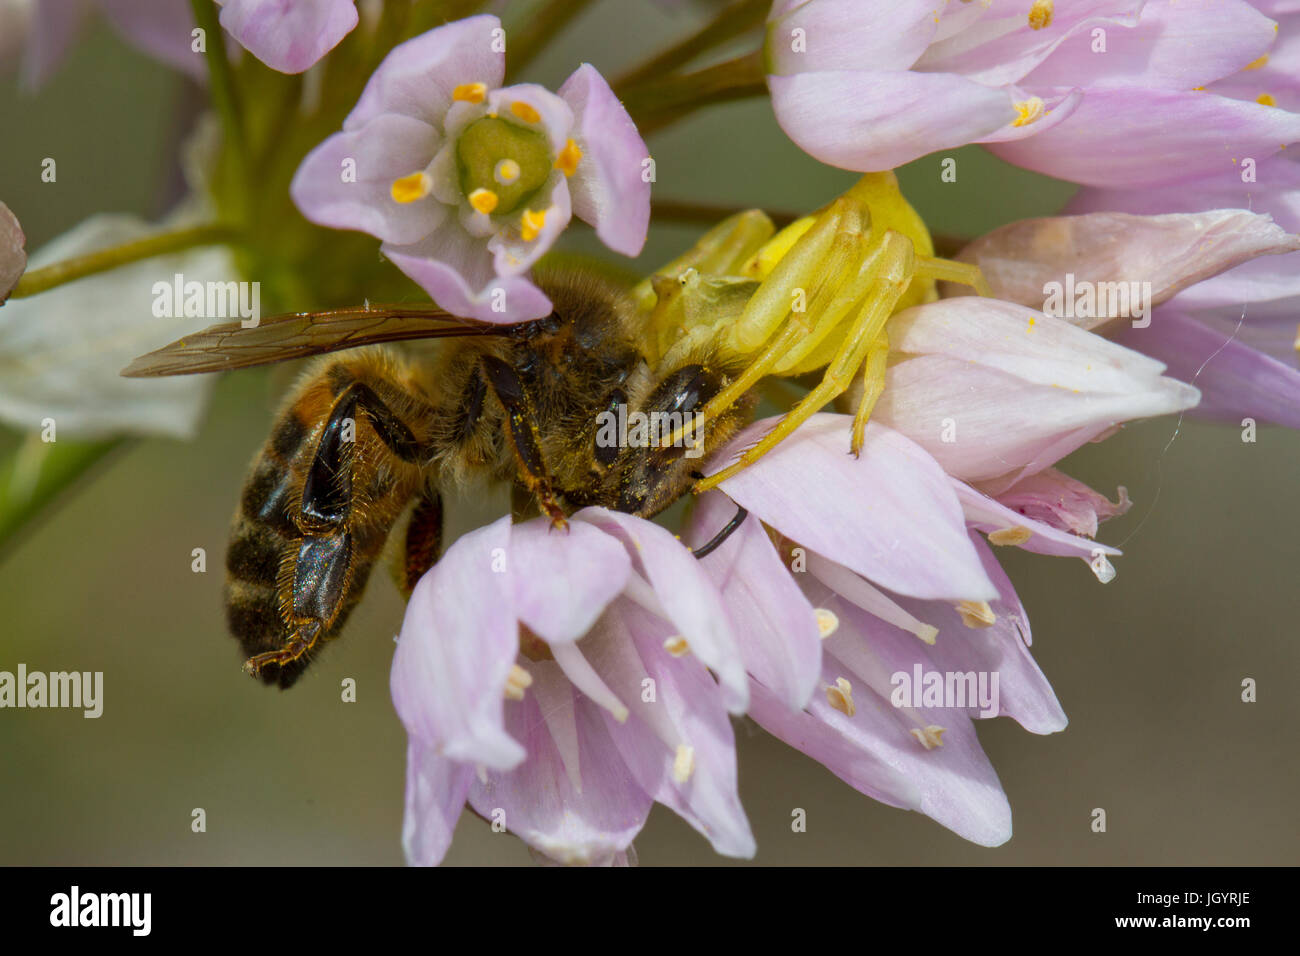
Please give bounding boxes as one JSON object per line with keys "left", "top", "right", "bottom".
{"left": 691, "top": 504, "right": 748, "bottom": 560}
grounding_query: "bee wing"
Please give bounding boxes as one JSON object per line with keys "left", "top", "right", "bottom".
{"left": 121, "top": 305, "right": 516, "bottom": 377}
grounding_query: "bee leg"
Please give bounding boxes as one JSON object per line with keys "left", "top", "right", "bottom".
{"left": 691, "top": 504, "right": 749, "bottom": 559}
{"left": 480, "top": 354, "right": 568, "bottom": 529}
{"left": 400, "top": 489, "right": 443, "bottom": 597}
{"left": 245, "top": 382, "right": 428, "bottom": 682}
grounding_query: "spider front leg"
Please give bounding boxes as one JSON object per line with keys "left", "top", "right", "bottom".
{"left": 851, "top": 329, "right": 889, "bottom": 456}
{"left": 697, "top": 231, "right": 915, "bottom": 491}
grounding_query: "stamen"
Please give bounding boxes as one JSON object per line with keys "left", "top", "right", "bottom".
{"left": 390, "top": 171, "right": 432, "bottom": 204}
{"left": 808, "top": 553, "right": 937, "bottom": 644}
{"left": 957, "top": 600, "right": 996, "bottom": 629}
{"left": 814, "top": 608, "right": 839, "bottom": 639}
{"left": 1012, "top": 97, "right": 1046, "bottom": 127}
{"left": 910, "top": 725, "right": 946, "bottom": 750}
{"left": 555, "top": 138, "right": 582, "bottom": 176}
{"left": 504, "top": 663, "right": 533, "bottom": 701}
{"left": 988, "top": 525, "right": 1033, "bottom": 546}
{"left": 826, "top": 677, "right": 856, "bottom": 717}
{"left": 468, "top": 187, "right": 499, "bottom": 215}
{"left": 1243, "top": 53, "right": 1270, "bottom": 71}
{"left": 510, "top": 100, "right": 541, "bottom": 123}
{"left": 520, "top": 207, "right": 547, "bottom": 241}
{"left": 453, "top": 82, "right": 488, "bottom": 104}
{"left": 493, "top": 158, "right": 521, "bottom": 186}
{"left": 1027, "top": 0, "right": 1053, "bottom": 30}
{"left": 1257, "top": 93, "right": 1277, "bottom": 107}
{"left": 672, "top": 744, "right": 696, "bottom": 783}
{"left": 663, "top": 635, "right": 690, "bottom": 657}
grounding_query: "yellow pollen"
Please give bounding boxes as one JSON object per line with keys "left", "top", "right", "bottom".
{"left": 911, "top": 725, "right": 946, "bottom": 750}
{"left": 493, "top": 158, "right": 521, "bottom": 186}
{"left": 814, "top": 608, "right": 839, "bottom": 639}
{"left": 663, "top": 635, "right": 690, "bottom": 657}
{"left": 468, "top": 187, "right": 499, "bottom": 215}
{"left": 510, "top": 100, "right": 541, "bottom": 123}
{"left": 826, "top": 677, "right": 855, "bottom": 717}
{"left": 555, "top": 138, "right": 583, "bottom": 176}
{"left": 504, "top": 663, "right": 533, "bottom": 701}
{"left": 1028, "top": 0, "right": 1053, "bottom": 30}
{"left": 672, "top": 744, "right": 696, "bottom": 783}
{"left": 390, "top": 171, "right": 432, "bottom": 204}
{"left": 957, "top": 600, "right": 997, "bottom": 629}
{"left": 1257, "top": 93, "right": 1277, "bottom": 107}
{"left": 520, "top": 207, "right": 547, "bottom": 241}
{"left": 1012, "top": 97, "right": 1046, "bottom": 127}
{"left": 452, "top": 82, "right": 487, "bottom": 104}
{"left": 989, "top": 525, "right": 1033, "bottom": 546}
{"left": 1243, "top": 53, "right": 1270, "bottom": 71}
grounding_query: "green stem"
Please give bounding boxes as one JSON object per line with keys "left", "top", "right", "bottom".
{"left": 0, "top": 435, "right": 127, "bottom": 563}
{"left": 8, "top": 224, "right": 241, "bottom": 299}
{"left": 613, "top": 0, "right": 769, "bottom": 92}
{"left": 191, "top": 0, "right": 250, "bottom": 221}
{"left": 504, "top": 0, "right": 599, "bottom": 81}
{"left": 621, "top": 50, "right": 767, "bottom": 137}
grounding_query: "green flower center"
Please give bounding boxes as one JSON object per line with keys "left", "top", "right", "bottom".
{"left": 456, "top": 117, "right": 552, "bottom": 216}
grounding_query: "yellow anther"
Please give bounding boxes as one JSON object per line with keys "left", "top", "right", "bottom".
{"left": 1243, "top": 53, "right": 1270, "bottom": 71}
{"left": 957, "top": 600, "right": 997, "bottom": 629}
{"left": 663, "top": 636, "right": 690, "bottom": 657}
{"left": 453, "top": 82, "right": 487, "bottom": 104}
{"left": 520, "top": 207, "right": 547, "bottom": 241}
{"left": 1257, "top": 93, "right": 1277, "bottom": 107}
{"left": 493, "top": 158, "right": 521, "bottom": 186}
{"left": 826, "top": 677, "right": 855, "bottom": 717}
{"left": 989, "top": 525, "right": 1033, "bottom": 546}
{"left": 672, "top": 744, "right": 696, "bottom": 783}
{"left": 390, "top": 171, "right": 432, "bottom": 204}
{"left": 1028, "top": 0, "right": 1053, "bottom": 30}
{"left": 555, "top": 138, "right": 583, "bottom": 176}
{"left": 814, "top": 608, "right": 839, "bottom": 639}
{"left": 910, "top": 725, "right": 946, "bottom": 750}
{"left": 468, "top": 187, "right": 499, "bottom": 215}
{"left": 504, "top": 663, "right": 533, "bottom": 701}
{"left": 1012, "top": 97, "right": 1046, "bottom": 127}
{"left": 510, "top": 100, "right": 541, "bottom": 123}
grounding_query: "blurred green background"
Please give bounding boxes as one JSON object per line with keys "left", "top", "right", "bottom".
{"left": 0, "top": 3, "right": 1296, "bottom": 866}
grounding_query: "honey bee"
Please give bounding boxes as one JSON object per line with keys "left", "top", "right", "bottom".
{"left": 123, "top": 271, "right": 757, "bottom": 688}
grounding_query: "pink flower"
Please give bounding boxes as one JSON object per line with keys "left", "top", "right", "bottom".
{"left": 393, "top": 511, "right": 757, "bottom": 865}
{"left": 291, "top": 15, "right": 651, "bottom": 322}
{"left": 216, "top": 0, "right": 358, "bottom": 74}
{"left": 766, "top": 0, "right": 1300, "bottom": 186}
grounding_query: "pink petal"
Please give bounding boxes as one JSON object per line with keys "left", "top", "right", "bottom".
{"left": 711, "top": 415, "right": 998, "bottom": 602}
{"left": 768, "top": 70, "right": 1016, "bottom": 172}
{"left": 507, "top": 517, "right": 631, "bottom": 644}
{"left": 684, "top": 490, "right": 822, "bottom": 711}
{"left": 290, "top": 113, "right": 442, "bottom": 245}
{"left": 467, "top": 662, "right": 652, "bottom": 865}
{"left": 400, "top": 739, "right": 473, "bottom": 866}
{"left": 766, "top": 0, "right": 940, "bottom": 75}
{"left": 487, "top": 173, "right": 573, "bottom": 278}
{"left": 1023, "top": 0, "right": 1277, "bottom": 91}
{"left": 982, "top": 467, "right": 1130, "bottom": 538}
{"left": 952, "top": 479, "right": 1121, "bottom": 562}
{"left": 558, "top": 63, "right": 651, "bottom": 257}
{"left": 954, "top": 210, "right": 1300, "bottom": 326}
{"left": 218, "top": 0, "right": 358, "bottom": 74}
{"left": 381, "top": 234, "right": 554, "bottom": 323}
{"left": 390, "top": 516, "right": 526, "bottom": 770}
{"left": 575, "top": 507, "right": 747, "bottom": 714}
{"left": 346, "top": 14, "right": 505, "bottom": 131}
{"left": 0, "top": 202, "right": 25, "bottom": 304}
{"left": 99, "top": 0, "right": 205, "bottom": 79}
{"left": 989, "top": 88, "right": 1300, "bottom": 188}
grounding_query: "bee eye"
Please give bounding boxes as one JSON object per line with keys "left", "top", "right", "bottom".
{"left": 595, "top": 388, "right": 627, "bottom": 466}
{"left": 665, "top": 365, "right": 707, "bottom": 415}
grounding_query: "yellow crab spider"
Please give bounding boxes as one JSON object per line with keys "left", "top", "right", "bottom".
{"left": 635, "top": 172, "right": 992, "bottom": 492}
